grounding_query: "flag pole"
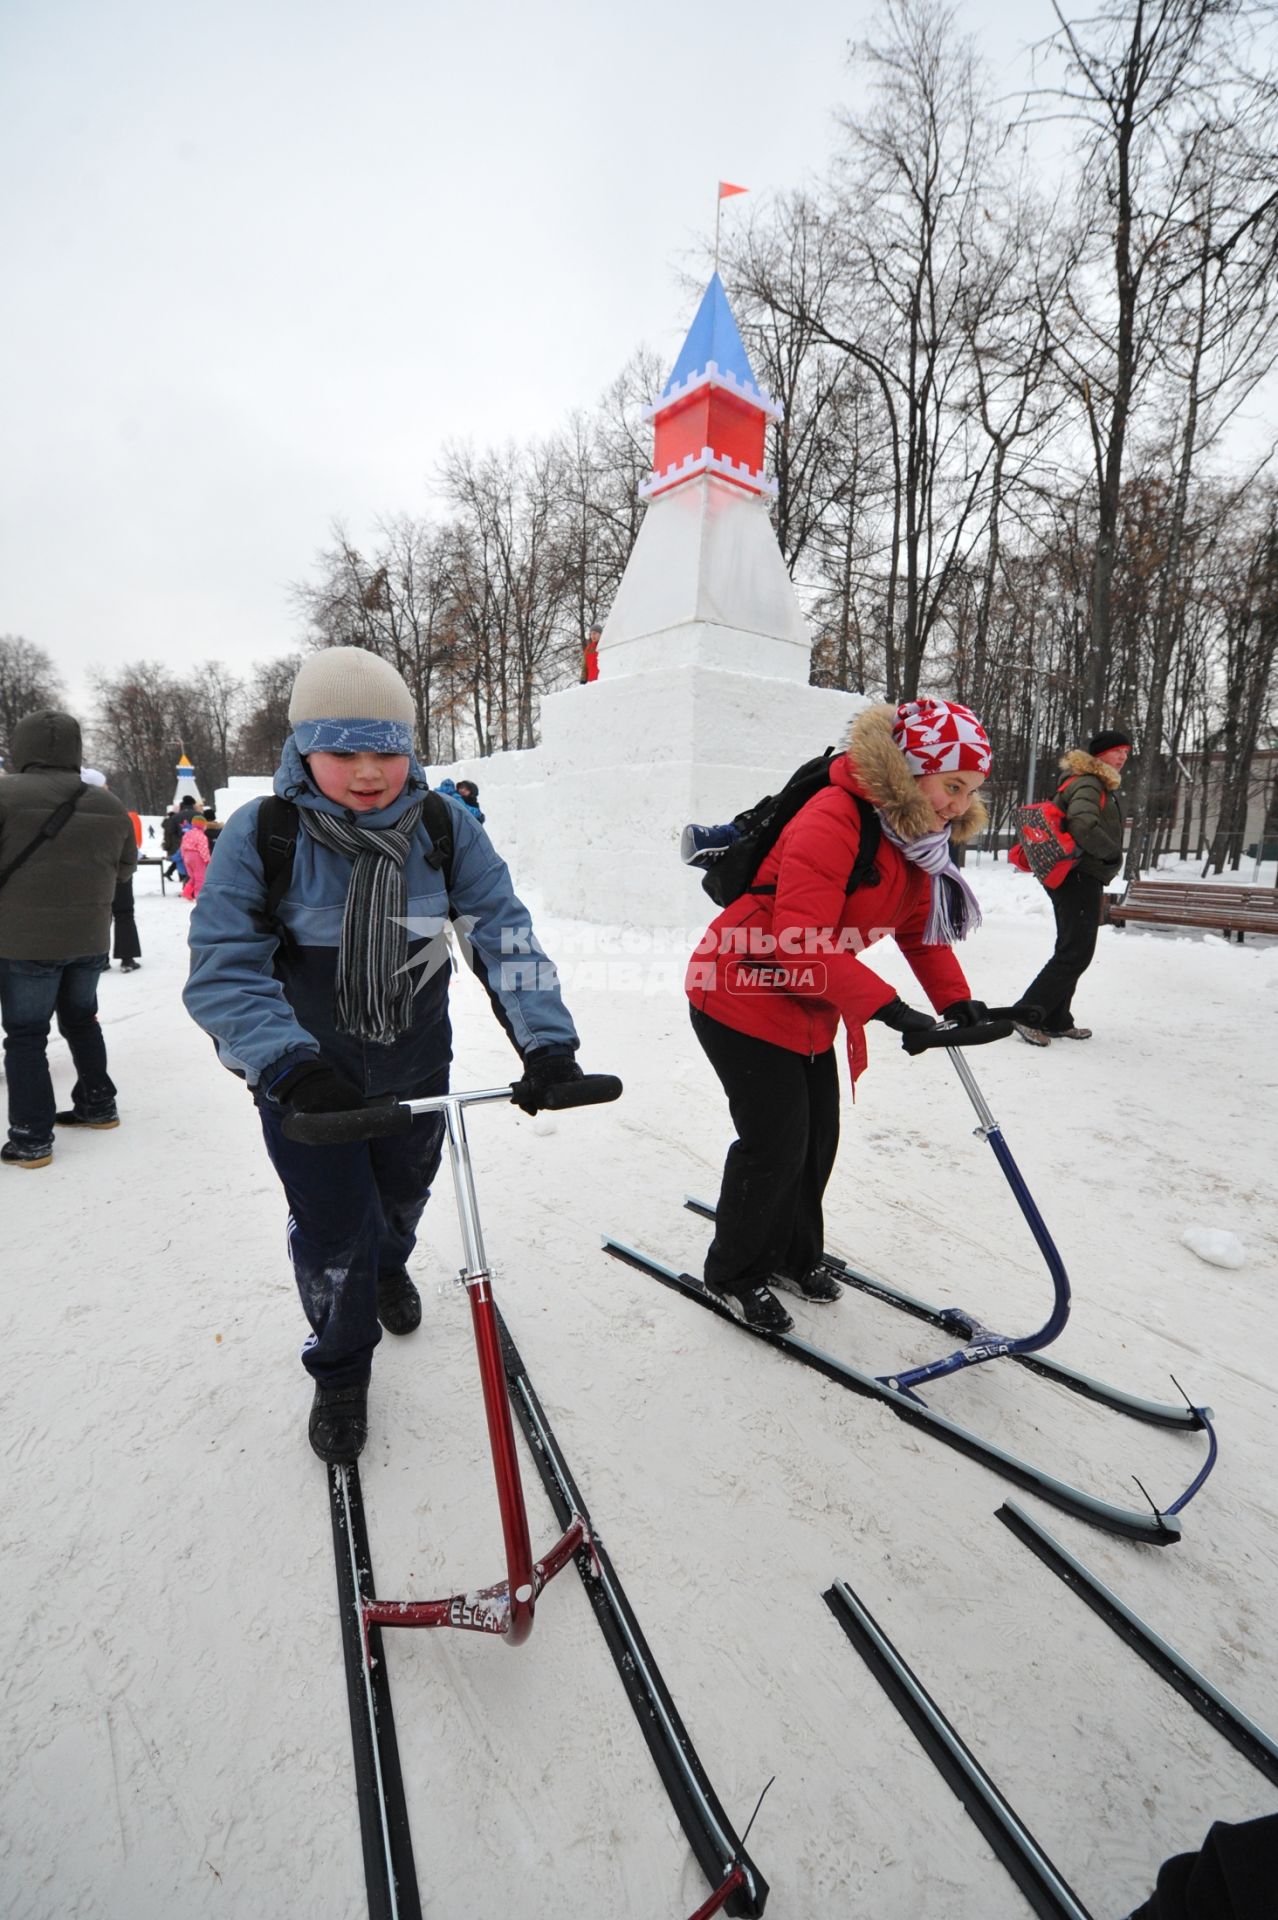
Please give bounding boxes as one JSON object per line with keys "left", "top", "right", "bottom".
{"left": 714, "top": 189, "right": 722, "bottom": 273}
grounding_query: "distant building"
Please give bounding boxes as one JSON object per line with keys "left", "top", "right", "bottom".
{"left": 171, "top": 752, "right": 204, "bottom": 811}
{"left": 1166, "top": 744, "right": 1278, "bottom": 861}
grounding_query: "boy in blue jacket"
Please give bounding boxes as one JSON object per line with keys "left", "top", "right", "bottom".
{"left": 184, "top": 648, "right": 584, "bottom": 1463}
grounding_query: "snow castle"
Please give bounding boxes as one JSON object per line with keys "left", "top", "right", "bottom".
{"left": 437, "top": 272, "right": 856, "bottom": 928}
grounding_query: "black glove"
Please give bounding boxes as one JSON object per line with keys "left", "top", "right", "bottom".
{"left": 873, "top": 997, "right": 937, "bottom": 1035}
{"left": 271, "top": 1062, "right": 368, "bottom": 1114}
{"left": 510, "top": 1052, "right": 584, "bottom": 1115}
{"left": 941, "top": 999, "right": 990, "bottom": 1028}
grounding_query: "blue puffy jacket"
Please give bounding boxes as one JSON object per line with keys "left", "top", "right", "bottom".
{"left": 183, "top": 740, "right": 577, "bottom": 1099}
{"left": 437, "top": 777, "right": 484, "bottom": 823}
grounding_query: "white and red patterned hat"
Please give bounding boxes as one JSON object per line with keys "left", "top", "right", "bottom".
{"left": 891, "top": 698, "right": 991, "bottom": 778}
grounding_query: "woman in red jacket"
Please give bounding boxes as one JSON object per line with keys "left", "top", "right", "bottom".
{"left": 686, "top": 698, "right": 993, "bottom": 1333}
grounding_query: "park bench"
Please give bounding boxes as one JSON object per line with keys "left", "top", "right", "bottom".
{"left": 136, "top": 854, "right": 173, "bottom": 895}
{"left": 1109, "top": 879, "right": 1278, "bottom": 943}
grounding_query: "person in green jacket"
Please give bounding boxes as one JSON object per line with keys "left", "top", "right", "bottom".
{"left": 1011, "top": 728, "right": 1131, "bottom": 1045}
{"left": 0, "top": 711, "right": 137, "bottom": 1165}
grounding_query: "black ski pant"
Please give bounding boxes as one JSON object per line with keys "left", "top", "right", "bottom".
{"left": 1125, "top": 1811, "right": 1278, "bottom": 1919}
{"left": 1017, "top": 867, "right": 1104, "bottom": 1033}
{"left": 112, "top": 878, "right": 141, "bottom": 964}
{"left": 691, "top": 1005, "right": 840, "bottom": 1295}
{"left": 257, "top": 1069, "right": 447, "bottom": 1388}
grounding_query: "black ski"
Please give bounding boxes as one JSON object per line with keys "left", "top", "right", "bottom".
{"left": 683, "top": 1196, "right": 1205, "bottom": 1433}
{"left": 824, "top": 1578, "right": 1096, "bottom": 1920}
{"left": 496, "top": 1304, "right": 768, "bottom": 1919}
{"left": 997, "top": 1502, "right": 1278, "bottom": 1787}
{"left": 603, "top": 1237, "right": 1187, "bottom": 1544}
{"left": 328, "top": 1462, "right": 422, "bottom": 1920}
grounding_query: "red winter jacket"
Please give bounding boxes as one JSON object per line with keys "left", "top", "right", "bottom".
{"left": 686, "top": 724, "right": 979, "bottom": 1084}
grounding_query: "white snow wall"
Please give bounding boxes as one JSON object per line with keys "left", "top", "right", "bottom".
{"left": 430, "top": 474, "right": 863, "bottom": 930}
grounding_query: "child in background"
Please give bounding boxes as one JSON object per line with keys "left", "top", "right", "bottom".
{"left": 180, "top": 812, "right": 211, "bottom": 900}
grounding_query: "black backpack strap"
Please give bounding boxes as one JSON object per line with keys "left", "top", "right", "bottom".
{"left": 846, "top": 796, "right": 882, "bottom": 891}
{"left": 420, "top": 790, "right": 455, "bottom": 895}
{"left": 0, "top": 782, "right": 88, "bottom": 894}
{"left": 255, "top": 797, "right": 301, "bottom": 934}
{"left": 750, "top": 792, "right": 882, "bottom": 898}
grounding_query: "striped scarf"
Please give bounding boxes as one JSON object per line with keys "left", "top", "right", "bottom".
{"left": 878, "top": 817, "right": 982, "bottom": 945}
{"left": 299, "top": 801, "right": 424, "bottom": 1045}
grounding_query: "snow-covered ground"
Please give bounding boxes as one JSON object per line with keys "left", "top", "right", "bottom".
{"left": 3, "top": 856, "right": 1276, "bottom": 1920}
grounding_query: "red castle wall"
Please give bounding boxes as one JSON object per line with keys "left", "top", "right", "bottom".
{"left": 652, "top": 385, "right": 767, "bottom": 477}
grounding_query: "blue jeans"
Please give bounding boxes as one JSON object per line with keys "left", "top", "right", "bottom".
{"left": 258, "top": 1072, "right": 447, "bottom": 1387}
{"left": 0, "top": 954, "right": 115, "bottom": 1146}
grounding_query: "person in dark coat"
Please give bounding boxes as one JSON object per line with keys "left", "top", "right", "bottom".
{"left": 0, "top": 711, "right": 136, "bottom": 1166}
{"left": 686, "top": 697, "right": 995, "bottom": 1333}
{"left": 107, "top": 786, "right": 143, "bottom": 970}
{"left": 1011, "top": 728, "right": 1131, "bottom": 1045}
{"left": 162, "top": 796, "right": 197, "bottom": 881}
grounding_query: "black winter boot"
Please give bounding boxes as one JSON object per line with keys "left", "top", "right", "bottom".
{"left": 55, "top": 1103, "right": 120, "bottom": 1129}
{"left": 705, "top": 1278, "right": 794, "bottom": 1335}
{"left": 2, "top": 1138, "right": 54, "bottom": 1170}
{"left": 772, "top": 1266, "right": 843, "bottom": 1303}
{"left": 376, "top": 1269, "right": 422, "bottom": 1335}
{"left": 309, "top": 1379, "right": 369, "bottom": 1464}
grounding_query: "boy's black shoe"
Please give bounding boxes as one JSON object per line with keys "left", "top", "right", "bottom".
{"left": 376, "top": 1268, "right": 422, "bottom": 1335}
{"left": 772, "top": 1265, "right": 843, "bottom": 1303}
{"left": 705, "top": 1278, "right": 795, "bottom": 1335}
{"left": 120, "top": 960, "right": 140, "bottom": 972}
{"left": 55, "top": 1103, "right": 120, "bottom": 1129}
{"left": 309, "top": 1379, "right": 369, "bottom": 1464}
{"left": 2, "top": 1138, "right": 54, "bottom": 1170}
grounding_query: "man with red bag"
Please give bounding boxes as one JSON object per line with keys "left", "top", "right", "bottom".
{"left": 1010, "top": 729, "right": 1132, "bottom": 1045}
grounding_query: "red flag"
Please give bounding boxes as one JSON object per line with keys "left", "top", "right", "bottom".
{"left": 718, "top": 181, "right": 748, "bottom": 200}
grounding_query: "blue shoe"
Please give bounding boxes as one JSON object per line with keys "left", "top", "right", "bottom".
{"left": 681, "top": 823, "right": 739, "bottom": 868}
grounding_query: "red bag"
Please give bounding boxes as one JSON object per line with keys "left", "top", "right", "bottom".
{"left": 1013, "top": 798, "right": 1079, "bottom": 889}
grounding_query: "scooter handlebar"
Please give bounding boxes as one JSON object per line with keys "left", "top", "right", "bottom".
{"left": 281, "top": 1073, "right": 624, "bottom": 1143}
{"left": 902, "top": 1019, "right": 1014, "bottom": 1056}
{"left": 539, "top": 1072, "right": 624, "bottom": 1110}
{"left": 281, "top": 1097, "right": 413, "bottom": 1145}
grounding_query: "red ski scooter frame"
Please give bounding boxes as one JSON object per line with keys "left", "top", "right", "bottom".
{"left": 287, "top": 1076, "right": 765, "bottom": 1920}
{"left": 288, "top": 1080, "right": 612, "bottom": 1650}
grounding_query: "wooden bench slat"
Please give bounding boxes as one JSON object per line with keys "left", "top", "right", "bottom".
{"left": 1109, "top": 877, "right": 1278, "bottom": 937}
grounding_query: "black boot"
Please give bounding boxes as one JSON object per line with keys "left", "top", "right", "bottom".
{"left": 309, "top": 1379, "right": 369, "bottom": 1463}
{"left": 55, "top": 1103, "right": 120, "bottom": 1129}
{"left": 376, "top": 1268, "right": 422, "bottom": 1335}
{"left": 705, "top": 1278, "right": 794, "bottom": 1335}
{"left": 772, "top": 1266, "right": 843, "bottom": 1303}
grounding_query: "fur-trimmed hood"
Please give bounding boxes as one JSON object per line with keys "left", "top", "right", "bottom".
{"left": 1060, "top": 748, "right": 1122, "bottom": 791}
{"left": 845, "top": 703, "right": 988, "bottom": 844}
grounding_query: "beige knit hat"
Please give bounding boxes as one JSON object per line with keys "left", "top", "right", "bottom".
{"left": 288, "top": 647, "right": 416, "bottom": 755}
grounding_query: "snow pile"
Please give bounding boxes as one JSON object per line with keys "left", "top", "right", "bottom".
{"left": 1180, "top": 1225, "right": 1248, "bottom": 1270}
{"left": 3, "top": 854, "right": 1277, "bottom": 1919}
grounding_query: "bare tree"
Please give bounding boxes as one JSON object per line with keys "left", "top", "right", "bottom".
{"left": 91, "top": 662, "right": 184, "bottom": 811}
{"left": 1204, "top": 506, "right": 1278, "bottom": 870}
{"left": 0, "top": 635, "right": 65, "bottom": 763}
{"left": 736, "top": 0, "right": 1016, "bottom": 698}
{"left": 1027, "top": 0, "right": 1266, "bottom": 730}
{"left": 237, "top": 653, "right": 302, "bottom": 772}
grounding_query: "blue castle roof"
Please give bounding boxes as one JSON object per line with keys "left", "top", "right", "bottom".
{"left": 661, "top": 272, "right": 764, "bottom": 403}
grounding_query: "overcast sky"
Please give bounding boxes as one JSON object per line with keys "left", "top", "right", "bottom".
{"left": 3, "top": 0, "right": 1067, "bottom": 709}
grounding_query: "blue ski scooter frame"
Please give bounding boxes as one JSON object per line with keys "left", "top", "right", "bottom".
{"left": 612, "top": 1039, "right": 1217, "bottom": 1543}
